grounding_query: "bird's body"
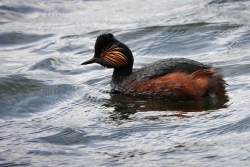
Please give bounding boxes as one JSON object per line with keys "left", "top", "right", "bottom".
{"left": 81, "top": 33, "right": 226, "bottom": 101}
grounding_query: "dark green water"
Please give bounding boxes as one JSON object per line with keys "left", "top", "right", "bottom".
{"left": 0, "top": 0, "right": 250, "bottom": 166}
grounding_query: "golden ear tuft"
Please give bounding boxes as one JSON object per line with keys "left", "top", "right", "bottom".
{"left": 102, "top": 44, "right": 127, "bottom": 68}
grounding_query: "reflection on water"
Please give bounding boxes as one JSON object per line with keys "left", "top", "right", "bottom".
{"left": 103, "top": 91, "right": 229, "bottom": 121}
{"left": 1, "top": 0, "right": 250, "bottom": 166}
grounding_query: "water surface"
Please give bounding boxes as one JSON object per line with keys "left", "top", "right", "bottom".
{"left": 1, "top": 0, "right": 250, "bottom": 166}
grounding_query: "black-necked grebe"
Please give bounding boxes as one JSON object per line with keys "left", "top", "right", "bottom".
{"left": 81, "top": 33, "right": 226, "bottom": 100}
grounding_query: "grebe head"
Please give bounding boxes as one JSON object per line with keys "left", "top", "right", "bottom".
{"left": 81, "top": 33, "right": 134, "bottom": 70}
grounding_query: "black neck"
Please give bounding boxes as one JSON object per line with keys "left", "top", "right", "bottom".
{"left": 113, "top": 65, "right": 132, "bottom": 76}
{"left": 111, "top": 40, "right": 134, "bottom": 87}
{"left": 112, "top": 65, "right": 133, "bottom": 86}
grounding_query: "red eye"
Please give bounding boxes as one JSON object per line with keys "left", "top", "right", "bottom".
{"left": 100, "top": 52, "right": 104, "bottom": 57}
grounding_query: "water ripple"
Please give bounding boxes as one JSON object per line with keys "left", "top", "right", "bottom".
{"left": 0, "top": 5, "right": 45, "bottom": 14}
{"left": 118, "top": 23, "right": 240, "bottom": 56}
{"left": 0, "top": 74, "right": 79, "bottom": 118}
{"left": 0, "top": 32, "right": 53, "bottom": 46}
{"left": 34, "top": 127, "right": 88, "bottom": 145}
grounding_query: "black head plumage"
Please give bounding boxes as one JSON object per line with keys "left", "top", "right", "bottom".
{"left": 81, "top": 33, "right": 134, "bottom": 69}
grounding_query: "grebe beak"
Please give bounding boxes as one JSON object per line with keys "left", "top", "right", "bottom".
{"left": 81, "top": 57, "right": 98, "bottom": 65}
